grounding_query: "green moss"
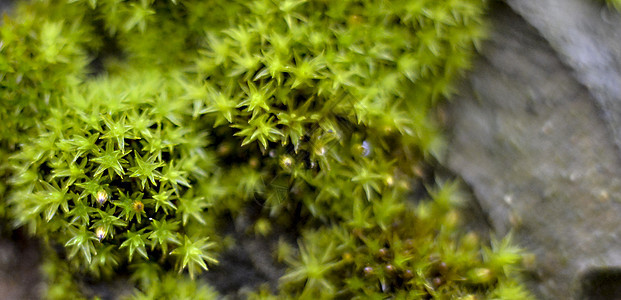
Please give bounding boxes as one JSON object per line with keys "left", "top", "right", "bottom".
{"left": 0, "top": 0, "right": 534, "bottom": 298}
{"left": 269, "top": 183, "right": 534, "bottom": 299}
{"left": 9, "top": 68, "right": 221, "bottom": 279}
{"left": 126, "top": 263, "right": 220, "bottom": 300}
{"left": 607, "top": 0, "right": 621, "bottom": 10}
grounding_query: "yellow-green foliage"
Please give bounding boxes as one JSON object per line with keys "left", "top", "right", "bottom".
{"left": 9, "top": 69, "right": 219, "bottom": 278}
{"left": 270, "top": 184, "right": 534, "bottom": 299}
{"left": 0, "top": 0, "right": 533, "bottom": 298}
{"left": 608, "top": 0, "right": 621, "bottom": 10}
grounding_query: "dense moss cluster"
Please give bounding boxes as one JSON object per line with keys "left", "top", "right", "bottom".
{"left": 10, "top": 69, "right": 220, "bottom": 277}
{"left": 267, "top": 183, "right": 533, "bottom": 298}
{"left": 0, "top": 0, "right": 533, "bottom": 298}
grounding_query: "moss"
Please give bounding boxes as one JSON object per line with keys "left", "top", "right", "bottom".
{"left": 263, "top": 183, "right": 534, "bottom": 299}
{"left": 607, "top": 0, "right": 621, "bottom": 11}
{"left": 0, "top": 0, "right": 533, "bottom": 298}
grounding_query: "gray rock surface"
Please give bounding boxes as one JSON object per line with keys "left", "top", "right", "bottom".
{"left": 446, "top": 2, "right": 621, "bottom": 299}
{"left": 507, "top": 0, "right": 621, "bottom": 155}
{"left": 0, "top": 229, "right": 42, "bottom": 300}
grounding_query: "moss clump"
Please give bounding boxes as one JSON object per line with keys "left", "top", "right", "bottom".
{"left": 0, "top": 0, "right": 533, "bottom": 298}
{"left": 270, "top": 183, "right": 533, "bottom": 299}
{"left": 9, "top": 68, "right": 220, "bottom": 278}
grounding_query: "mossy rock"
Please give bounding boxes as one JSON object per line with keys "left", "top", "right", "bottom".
{"left": 0, "top": 0, "right": 534, "bottom": 298}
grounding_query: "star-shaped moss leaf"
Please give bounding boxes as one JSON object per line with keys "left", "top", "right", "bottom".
{"left": 91, "top": 142, "right": 129, "bottom": 179}
{"left": 171, "top": 235, "right": 218, "bottom": 279}
{"left": 128, "top": 152, "right": 163, "bottom": 189}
